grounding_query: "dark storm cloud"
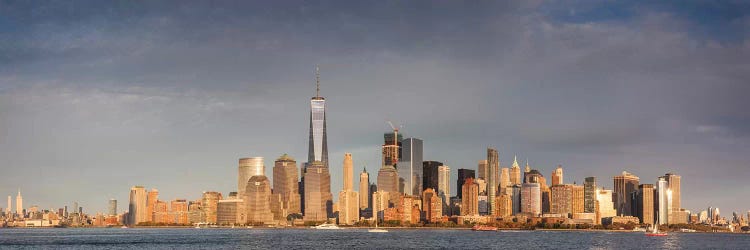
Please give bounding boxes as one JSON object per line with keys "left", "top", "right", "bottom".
{"left": 0, "top": 1, "right": 748, "bottom": 214}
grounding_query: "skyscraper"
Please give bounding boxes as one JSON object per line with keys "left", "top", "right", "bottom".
{"left": 571, "top": 185, "right": 584, "bottom": 215}
{"left": 584, "top": 177, "right": 597, "bottom": 213}
{"left": 422, "top": 188, "right": 442, "bottom": 223}
{"left": 438, "top": 165, "right": 451, "bottom": 200}
{"left": 461, "top": 178, "right": 479, "bottom": 216}
{"left": 245, "top": 175, "right": 273, "bottom": 224}
{"left": 422, "top": 161, "right": 443, "bottom": 192}
{"left": 377, "top": 164, "right": 399, "bottom": 204}
{"left": 109, "top": 199, "right": 117, "bottom": 216}
{"left": 499, "top": 167, "right": 510, "bottom": 193}
{"left": 398, "top": 138, "right": 423, "bottom": 196}
{"left": 359, "top": 168, "right": 370, "bottom": 209}
{"left": 15, "top": 189, "right": 22, "bottom": 216}
{"left": 304, "top": 161, "right": 332, "bottom": 221}
{"left": 457, "top": 169, "right": 475, "bottom": 199}
{"left": 486, "top": 147, "right": 499, "bottom": 214}
{"left": 551, "top": 165, "right": 563, "bottom": 186}
{"left": 239, "top": 157, "right": 264, "bottom": 199}
{"left": 520, "top": 183, "right": 541, "bottom": 216}
{"left": 596, "top": 188, "right": 616, "bottom": 220}
{"left": 382, "top": 131, "right": 402, "bottom": 167}
{"left": 656, "top": 176, "right": 669, "bottom": 225}
{"left": 272, "top": 154, "right": 301, "bottom": 215}
{"left": 551, "top": 184, "right": 572, "bottom": 216}
{"left": 636, "top": 184, "right": 655, "bottom": 225}
{"left": 308, "top": 66, "right": 329, "bottom": 169}
{"left": 128, "top": 186, "right": 147, "bottom": 225}
{"left": 338, "top": 153, "right": 359, "bottom": 225}
{"left": 663, "top": 173, "right": 682, "bottom": 223}
{"left": 613, "top": 171, "right": 639, "bottom": 216}
{"left": 6, "top": 195, "right": 11, "bottom": 216}
{"left": 510, "top": 156, "right": 521, "bottom": 185}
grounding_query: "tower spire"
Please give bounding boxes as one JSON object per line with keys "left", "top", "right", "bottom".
{"left": 315, "top": 65, "right": 320, "bottom": 98}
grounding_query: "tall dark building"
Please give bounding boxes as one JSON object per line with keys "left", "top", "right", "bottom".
{"left": 422, "top": 161, "right": 443, "bottom": 192}
{"left": 584, "top": 177, "right": 597, "bottom": 213}
{"left": 613, "top": 171, "right": 640, "bottom": 216}
{"left": 457, "top": 169, "right": 476, "bottom": 199}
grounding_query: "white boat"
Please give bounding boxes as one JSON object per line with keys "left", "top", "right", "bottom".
{"left": 368, "top": 218, "right": 388, "bottom": 233}
{"left": 120, "top": 225, "right": 128, "bottom": 229}
{"left": 646, "top": 214, "right": 668, "bottom": 237}
{"left": 314, "top": 223, "right": 341, "bottom": 230}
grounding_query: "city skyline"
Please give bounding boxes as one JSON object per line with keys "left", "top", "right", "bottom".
{"left": 1, "top": 1, "right": 749, "bottom": 216}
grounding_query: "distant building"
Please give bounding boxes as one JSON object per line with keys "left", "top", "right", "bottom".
{"left": 656, "top": 176, "right": 670, "bottom": 225}
{"left": 461, "top": 178, "right": 479, "bottom": 216}
{"left": 128, "top": 186, "right": 147, "bottom": 225}
{"left": 663, "top": 173, "right": 683, "bottom": 224}
{"left": 551, "top": 165, "right": 563, "bottom": 186}
{"left": 398, "top": 138, "right": 423, "bottom": 196}
{"left": 359, "top": 168, "right": 370, "bottom": 210}
{"left": 583, "top": 177, "right": 597, "bottom": 213}
{"left": 510, "top": 156, "right": 521, "bottom": 186}
{"left": 15, "top": 190, "right": 22, "bottom": 216}
{"left": 239, "top": 157, "right": 264, "bottom": 199}
{"left": 486, "top": 148, "right": 499, "bottom": 214}
{"left": 245, "top": 175, "right": 273, "bottom": 224}
{"left": 572, "top": 185, "right": 584, "bottom": 215}
{"left": 596, "top": 188, "right": 616, "bottom": 220}
{"left": 613, "top": 171, "right": 639, "bottom": 216}
{"left": 170, "top": 199, "right": 188, "bottom": 224}
{"left": 550, "top": 184, "right": 573, "bottom": 216}
{"left": 477, "top": 160, "right": 487, "bottom": 180}
{"left": 338, "top": 153, "right": 359, "bottom": 225}
{"left": 201, "top": 191, "right": 222, "bottom": 224}
{"left": 511, "top": 184, "right": 521, "bottom": 215}
{"left": 108, "top": 199, "right": 117, "bottom": 216}
{"left": 377, "top": 164, "right": 399, "bottom": 205}
{"left": 499, "top": 167, "right": 510, "bottom": 194}
{"left": 438, "top": 165, "right": 451, "bottom": 201}
{"left": 422, "top": 161, "right": 443, "bottom": 192}
{"left": 146, "top": 189, "right": 159, "bottom": 222}
{"left": 494, "top": 194, "right": 513, "bottom": 217}
{"left": 372, "top": 191, "right": 389, "bottom": 221}
{"left": 457, "top": 169, "right": 475, "bottom": 199}
{"left": 521, "top": 183, "right": 541, "bottom": 216}
{"left": 422, "top": 188, "right": 442, "bottom": 223}
{"left": 635, "top": 184, "right": 655, "bottom": 225}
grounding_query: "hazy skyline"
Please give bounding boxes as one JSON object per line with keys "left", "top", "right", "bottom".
{"left": 1, "top": 1, "right": 748, "bottom": 214}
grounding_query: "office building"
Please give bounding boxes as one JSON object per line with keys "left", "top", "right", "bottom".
{"left": 552, "top": 165, "right": 563, "bottom": 186}
{"left": 273, "top": 154, "right": 301, "bottom": 215}
{"left": 217, "top": 199, "right": 243, "bottom": 225}
{"left": 15, "top": 189, "right": 22, "bottom": 216}
{"left": 461, "top": 178, "right": 479, "bottom": 216}
{"left": 636, "top": 184, "right": 655, "bottom": 225}
{"left": 550, "top": 184, "right": 573, "bottom": 216}
{"left": 108, "top": 199, "right": 117, "bottom": 216}
{"left": 245, "top": 175, "right": 273, "bottom": 224}
{"left": 499, "top": 167, "right": 510, "bottom": 193}
{"left": 308, "top": 66, "right": 329, "bottom": 169}
{"left": 398, "top": 138, "right": 423, "bottom": 196}
{"left": 202, "top": 191, "right": 222, "bottom": 224}
{"left": 438, "top": 165, "right": 450, "bottom": 200}
{"left": 664, "top": 173, "right": 682, "bottom": 223}
{"left": 304, "top": 161, "right": 332, "bottom": 221}
{"left": 510, "top": 156, "right": 521, "bottom": 185}
{"left": 584, "top": 177, "right": 597, "bottom": 213}
{"left": 377, "top": 164, "right": 399, "bottom": 203}
{"left": 521, "top": 183, "right": 541, "bottom": 216}
{"left": 422, "top": 188, "right": 442, "bottom": 223}
{"left": 147, "top": 189, "right": 158, "bottom": 222}
{"left": 596, "top": 188, "right": 617, "bottom": 219}
{"left": 239, "top": 157, "right": 264, "bottom": 199}
{"left": 572, "top": 185, "right": 584, "bottom": 215}
{"left": 478, "top": 160, "right": 488, "bottom": 180}
{"left": 656, "top": 176, "right": 670, "bottom": 225}
{"left": 494, "top": 193, "right": 513, "bottom": 217}
{"left": 338, "top": 153, "right": 360, "bottom": 225}
{"left": 457, "top": 169, "right": 475, "bottom": 199}
{"left": 128, "top": 186, "right": 147, "bottom": 225}
{"left": 613, "top": 171, "right": 639, "bottom": 216}
{"left": 422, "top": 161, "right": 443, "bottom": 192}
{"left": 486, "top": 148, "right": 499, "bottom": 214}
{"left": 382, "top": 131, "right": 402, "bottom": 167}
{"left": 372, "top": 191, "right": 389, "bottom": 221}
{"left": 360, "top": 168, "right": 370, "bottom": 209}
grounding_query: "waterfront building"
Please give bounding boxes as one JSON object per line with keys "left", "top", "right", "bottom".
{"left": 273, "top": 154, "right": 301, "bottom": 215}
{"left": 359, "top": 168, "right": 370, "bottom": 209}
{"left": 217, "top": 199, "right": 243, "bottom": 225}
{"left": 521, "top": 183, "right": 541, "bottom": 216}
{"left": 372, "top": 191, "right": 389, "bottom": 221}
{"left": 635, "top": 184, "right": 655, "bottom": 225}
{"left": 663, "top": 173, "right": 683, "bottom": 224}
{"left": 486, "top": 148, "right": 499, "bottom": 214}
{"left": 494, "top": 194, "right": 513, "bottom": 217}
{"left": 583, "top": 177, "right": 597, "bottom": 213}
{"left": 245, "top": 175, "right": 273, "bottom": 224}
{"left": 551, "top": 165, "right": 563, "bottom": 186}
{"left": 422, "top": 188, "right": 442, "bottom": 223}
{"left": 550, "top": 184, "right": 573, "bottom": 216}
{"left": 613, "top": 171, "right": 639, "bottom": 216}
{"left": 596, "top": 188, "right": 616, "bottom": 220}
{"left": 146, "top": 189, "right": 158, "bottom": 222}
{"left": 128, "top": 186, "right": 147, "bottom": 225}
{"left": 422, "top": 161, "right": 443, "bottom": 192}
{"left": 303, "top": 161, "right": 332, "bottom": 221}
{"left": 398, "top": 138, "right": 423, "bottom": 196}
{"left": 510, "top": 156, "right": 521, "bottom": 185}
{"left": 108, "top": 199, "right": 117, "bottom": 216}
{"left": 201, "top": 191, "right": 222, "bottom": 224}
{"left": 438, "top": 165, "right": 450, "bottom": 201}
{"left": 154, "top": 200, "right": 168, "bottom": 223}
{"left": 457, "top": 169, "right": 475, "bottom": 199}
{"left": 656, "top": 176, "right": 670, "bottom": 225}
{"left": 239, "top": 157, "right": 264, "bottom": 199}
{"left": 572, "top": 185, "right": 584, "bottom": 215}
{"left": 461, "top": 178, "right": 479, "bottom": 216}
{"left": 170, "top": 199, "right": 188, "bottom": 224}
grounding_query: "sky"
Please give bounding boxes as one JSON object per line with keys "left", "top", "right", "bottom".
{"left": 1, "top": 1, "right": 749, "bottom": 215}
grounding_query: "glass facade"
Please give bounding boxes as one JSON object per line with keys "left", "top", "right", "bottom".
{"left": 397, "top": 138, "right": 423, "bottom": 196}
{"left": 308, "top": 98, "right": 328, "bottom": 168}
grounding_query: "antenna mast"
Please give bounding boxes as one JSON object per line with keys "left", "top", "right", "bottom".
{"left": 315, "top": 65, "right": 320, "bottom": 98}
